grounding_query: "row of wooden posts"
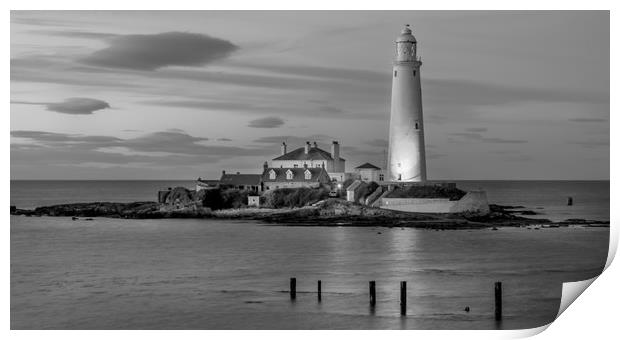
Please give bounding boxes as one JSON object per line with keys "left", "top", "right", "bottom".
{"left": 290, "top": 278, "right": 503, "bottom": 320}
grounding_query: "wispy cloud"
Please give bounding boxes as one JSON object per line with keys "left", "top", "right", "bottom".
{"left": 449, "top": 132, "right": 527, "bottom": 144}
{"left": 232, "top": 62, "right": 386, "bottom": 83}
{"left": 29, "top": 29, "right": 118, "bottom": 40}
{"left": 465, "top": 127, "right": 488, "bottom": 132}
{"left": 253, "top": 134, "right": 336, "bottom": 146}
{"left": 569, "top": 118, "right": 607, "bottom": 123}
{"left": 365, "top": 138, "right": 388, "bottom": 148}
{"left": 11, "top": 129, "right": 274, "bottom": 167}
{"left": 247, "top": 116, "right": 285, "bottom": 128}
{"left": 568, "top": 140, "right": 609, "bottom": 148}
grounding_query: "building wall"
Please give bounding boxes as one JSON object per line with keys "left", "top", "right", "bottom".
{"left": 332, "top": 158, "right": 345, "bottom": 173}
{"left": 263, "top": 181, "right": 322, "bottom": 190}
{"left": 356, "top": 169, "right": 382, "bottom": 182}
{"left": 220, "top": 184, "right": 261, "bottom": 192}
{"left": 379, "top": 191, "right": 489, "bottom": 214}
{"left": 328, "top": 172, "right": 353, "bottom": 183}
{"left": 248, "top": 196, "right": 260, "bottom": 207}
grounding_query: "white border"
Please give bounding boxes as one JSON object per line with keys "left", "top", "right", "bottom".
{"left": 5, "top": 1, "right": 616, "bottom": 339}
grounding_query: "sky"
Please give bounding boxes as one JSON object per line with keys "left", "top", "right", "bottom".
{"left": 10, "top": 11, "right": 610, "bottom": 180}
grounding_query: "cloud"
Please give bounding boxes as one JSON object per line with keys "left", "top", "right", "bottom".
{"left": 449, "top": 132, "right": 527, "bottom": 144}
{"left": 569, "top": 118, "right": 607, "bottom": 123}
{"left": 11, "top": 130, "right": 274, "bottom": 161}
{"left": 11, "top": 130, "right": 121, "bottom": 144}
{"left": 29, "top": 29, "right": 118, "bottom": 40}
{"left": 568, "top": 140, "right": 609, "bottom": 148}
{"left": 248, "top": 116, "right": 285, "bottom": 128}
{"left": 426, "top": 153, "right": 446, "bottom": 160}
{"left": 365, "top": 139, "right": 388, "bottom": 148}
{"left": 11, "top": 97, "right": 111, "bottom": 115}
{"left": 425, "top": 79, "right": 608, "bottom": 108}
{"left": 47, "top": 98, "right": 111, "bottom": 114}
{"left": 318, "top": 105, "right": 345, "bottom": 115}
{"left": 81, "top": 32, "right": 238, "bottom": 71}
{"left": 143, "top": 99, "right": 288, "bottom": 115}
{"left": 143, "top": 98, "right": 364, "bottom": 120}
{"left": 490, "top": 149, "right": 533, "bottom": 162}
{"left": 253, "top": 134, "right": 337, "bottom": 147}
{"left": 465, "top": 127, "right": 488, "bottom": 132}
{"left": 11, "top": 129, "right": 280, "bottom": 179}
{"left": 233, "top": 62, "right": 386, "bottom": 83}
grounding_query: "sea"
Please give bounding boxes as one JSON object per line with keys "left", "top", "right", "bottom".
{"left": 10, "top": 180, "right": 610, "bottom": 330}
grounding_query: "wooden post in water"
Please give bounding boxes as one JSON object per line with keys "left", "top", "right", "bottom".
{"left": 369, "top": 281, "right": 376, "bottom": 307}
{"left": 290, "top": 277, "right": 296, "bottom": 300}
{"left": 317, "top": 280, "right": 322, "bottom": 302}
{"left": 567, "top": 197, "right": 573, "bottom": 206}
{"left": 400, "top": 281, "right": 407, "bottom": 315}
{"left": 495, "top": 281, "right": 502, "bottom": 321}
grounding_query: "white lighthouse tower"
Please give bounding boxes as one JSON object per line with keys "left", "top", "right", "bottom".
{"left": 387, "top": 25, "right": 427, "bottom": 182}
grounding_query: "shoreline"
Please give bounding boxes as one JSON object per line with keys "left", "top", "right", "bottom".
{"left": 10, "top": 200, "right": 609, "bottom": 229}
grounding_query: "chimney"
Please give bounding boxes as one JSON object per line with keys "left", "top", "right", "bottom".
{"left": 281, "top": 142, "right": 287, "bottom": 155}
{"left": 304, "top": 141, "right": 310, "bottom": 154}
{"left": 263, "top": 161, "right": 268, "bottom": 170}
{"left": 222, "top": 170, "right": 226, "bottom": 175}
{"left": 236, "top": 171, "right": 240, "bottom": 175}
{"left": 313, "top": 141, "right": 318, "bottom": 148}
{"left": 331, "top": 140, "right": 340, "bottom": 161}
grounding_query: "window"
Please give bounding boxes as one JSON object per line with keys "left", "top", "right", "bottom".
{"left": 316, "top": 164, "right": 321, "bottom": 168}
{"left": 304, "top": 170, "right": 312, "bottom": 180}
{"left": 286, "top": 170, "right": 293, "bottom": 180}
{"left": 293, "top": 164, "right": 298, "bottom": 168}
{"left": 269, "top": 170, "right": 276, "bottom": 180}
{"left": 379, "top": 174, "right": 384, "bottom": 181}
{"left": 415, "top": 120, "right": 419, "bottom": 130}
{"left": 394, "top": 70, "right": 397, "bottom": 77}
{"left": 413, "top": 70, "right": 416, "bottom": 77}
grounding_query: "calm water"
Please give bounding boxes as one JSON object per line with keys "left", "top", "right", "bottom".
{"left": 10, "top": 180, "right": 610, "bottom": 329}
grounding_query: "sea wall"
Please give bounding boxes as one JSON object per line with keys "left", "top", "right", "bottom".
{"left": 379, "top": 190, "right": 489, "bottom": 214}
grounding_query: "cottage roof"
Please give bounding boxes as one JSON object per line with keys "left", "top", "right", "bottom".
{"left": 355, "top": 162, "right": 381, "bottom": 170}
{"left": 262, "top": 167, "right": 327, "bottom": 182}
{"left": 219, "top": 173, "right": 262, "bottom": 186}
{"left": 273, "top": 146, "right": 345, "bottom": 162}
{"left": 196, "top": 178, "right": 220, "bottom": 186}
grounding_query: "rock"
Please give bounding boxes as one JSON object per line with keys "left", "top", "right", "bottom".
{"left": 464, "top": 306, "right": 470, "bottom": 312}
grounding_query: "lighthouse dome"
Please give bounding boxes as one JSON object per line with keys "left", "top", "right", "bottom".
{"left": 396, "top": 25, "right": 417, "bottom": 43}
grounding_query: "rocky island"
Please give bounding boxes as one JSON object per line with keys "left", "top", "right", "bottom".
{"left": 10, "top": 187, "right": 609, "bottom": 229}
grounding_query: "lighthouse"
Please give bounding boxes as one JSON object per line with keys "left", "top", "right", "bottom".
{"left": 387, "top": 25, "right": 427, "bottom": 182}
